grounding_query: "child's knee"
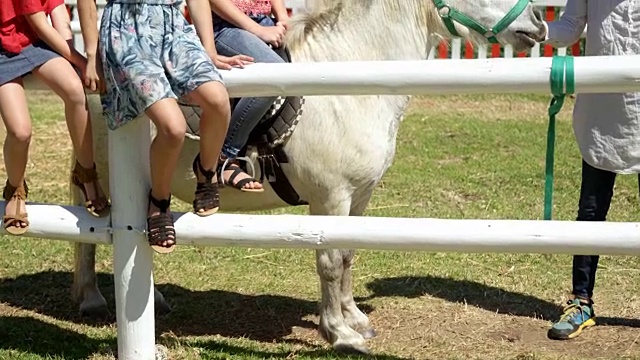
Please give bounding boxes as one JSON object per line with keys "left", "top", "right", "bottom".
{"left": 62, "top": 80, "right": 88, "bottom": 108}
{"left": 7, "top": 124, "right": 32, "bottom": 145}
{"left": 202, "top": 84, "right": 231, "bottom": 117}
{"left": 157, "top": 121, "right": 186, "bottom": 146}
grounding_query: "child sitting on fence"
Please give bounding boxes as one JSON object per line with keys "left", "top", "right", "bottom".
{"left": 0, "top": 0, "right": 111, "bottom": 236}
{"left": 208, "top": 0, "right": 291, "bottom": 193}
{"left": 76, "top": 0, "right": 251, "bottom": 254}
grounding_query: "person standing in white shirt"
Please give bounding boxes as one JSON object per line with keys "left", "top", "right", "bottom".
{"left": 542, "top": 0, "right": 640, "bottom": 340}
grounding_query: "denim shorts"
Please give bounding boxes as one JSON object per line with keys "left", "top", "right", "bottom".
{"left": 0, "top": 41, "right": 59, "bottom": 86}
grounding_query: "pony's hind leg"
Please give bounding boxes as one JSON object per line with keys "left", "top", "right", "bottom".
{"left": 154, "top": 286, "right": 172, "bottom": 316}
{"left": 71, "top": 180, "right": 172, "bottom": 317}
{"left": 340, "top": 249, "right": 376, "bottom": 339}
{"left": 340, "top": 192, "right": 376, "bottom": 338}
{"left": 312, "top": 199, "right": 369, "bottom": 354}
{"left": 72, "top": 239, "right": 172, "bottom": 318}
{"left": 69, "top": 157, "right": 109, "bottom": 317}
{"left": 73, "top": 242, "right": 109, "bottom": 317}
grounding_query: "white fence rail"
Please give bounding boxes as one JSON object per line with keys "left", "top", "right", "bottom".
{"left": 215, "top": 56, "right": 640, "bottom": 97}
{"left": 174, "top": 213, "right": 640, "bottom": 256}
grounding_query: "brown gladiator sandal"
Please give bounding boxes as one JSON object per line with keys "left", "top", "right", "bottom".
{"left": 147, "top": 191, "right": 176, "bottom": 254}
{"left": 192, "top": 153, "right": 220, "bottom": 216}
{"left": 71, "top": 161, "right": 110, "bottom": 217}
{"left": 3, "top": 180, "right": 29, "bottom": 235}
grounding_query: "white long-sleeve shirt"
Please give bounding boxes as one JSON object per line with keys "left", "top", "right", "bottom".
{"left": 545, "top": 0, "right": 640, "bottom": 174}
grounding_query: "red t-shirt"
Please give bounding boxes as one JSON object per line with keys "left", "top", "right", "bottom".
{"left": 0, "top": 0, "right": 65, "bottom": 54}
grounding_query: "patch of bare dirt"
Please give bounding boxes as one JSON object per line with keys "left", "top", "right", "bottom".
{"left": 278, "top": 296, "right": 640, "bottom": 359}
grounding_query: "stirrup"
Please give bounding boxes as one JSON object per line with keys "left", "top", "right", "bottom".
{"left": 218, "top": 156, "right": 264, "bottom": 193}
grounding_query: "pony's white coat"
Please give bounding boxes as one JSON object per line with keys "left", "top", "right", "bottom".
{"left": 71, "top": 0, "right": 545, "bottom": 353}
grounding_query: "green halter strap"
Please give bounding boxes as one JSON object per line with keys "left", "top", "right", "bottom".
{"left": 432, "top": 0, "right": 532, "bottom": 44}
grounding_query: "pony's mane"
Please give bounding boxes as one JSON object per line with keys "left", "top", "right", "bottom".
{"left": 284, "top": 0, "right": 441, "bottom": 58}
{"left": 284, "top": 0, "right": 345, "bottom": 50}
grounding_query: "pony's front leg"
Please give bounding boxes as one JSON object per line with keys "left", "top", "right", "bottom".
{"left": 341, "top": 195, "right": 376, "bottom": 338}
{"left": 340, "top": 249, "right": 376, "bottom": 339}
{"left": 316, "top": 248, "right": 369, "bottom": 354}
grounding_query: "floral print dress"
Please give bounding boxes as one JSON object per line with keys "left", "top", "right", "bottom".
{"left": 99, "top": 0, "right": 224, "bottom": 130}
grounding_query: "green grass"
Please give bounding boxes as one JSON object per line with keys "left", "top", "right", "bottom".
{"left": 1, "top": 92, "right": 640, "bottom": 359}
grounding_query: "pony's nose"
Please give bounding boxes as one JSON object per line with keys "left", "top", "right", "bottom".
{"left": 534, "top": 8, "right": 544, "bottom": 22}
{"left": 530, "top": 8, "right": 547, "bottom": 41}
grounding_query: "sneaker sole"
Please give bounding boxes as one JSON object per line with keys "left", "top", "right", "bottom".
{"left": 548, "top": 318, "right": 596, "bottom": 340}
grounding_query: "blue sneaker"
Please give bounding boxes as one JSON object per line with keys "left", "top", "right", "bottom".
{"left": 548, "top": 298, "right": 596, "bottom": 340}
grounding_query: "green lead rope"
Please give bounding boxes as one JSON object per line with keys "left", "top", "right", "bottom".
{"left": 544, "top": 55, "right": 575, "bottom": 220}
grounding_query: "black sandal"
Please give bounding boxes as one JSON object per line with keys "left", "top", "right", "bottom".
{"left": 218, "top": 156, "right": 264, "bottom": 193}
{"left": 192, "top": 153, "right": 220, "bottom": 216}
{"left": 147, "top": 191, "right": 176, "bottom": 254}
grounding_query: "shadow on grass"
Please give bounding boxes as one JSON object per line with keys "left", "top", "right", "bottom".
{"left": 0, "top": 316, "right": 114, "bottom": 360}
{"left": 364, "top": 275, "right": 640, "bottom": 327}
{"left": 0, "top": 271, "right": 373, "bottom": 343}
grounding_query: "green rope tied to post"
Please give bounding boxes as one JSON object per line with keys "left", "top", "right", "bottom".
{"left": 544, "top": 55, "right": 575, "bottom": 220}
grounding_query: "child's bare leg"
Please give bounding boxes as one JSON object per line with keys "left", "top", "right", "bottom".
{"left": 187, "top": 81, "right": 230, "bottom": 176}
{"left": 0, "top": 80, "right": 31, "bottom": 229}
{"left": 33, "top": 58, "right": 108, "bottom": 212}
{"left": 183, "top": 81, "right": 229, "bottom": 216}
{"left": 144, "top": 97, "right": 186, "bottom": 248}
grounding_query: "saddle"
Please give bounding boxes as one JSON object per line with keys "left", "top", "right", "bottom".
{"left": 183, "top": 46, "right": 308, "bottom": 206}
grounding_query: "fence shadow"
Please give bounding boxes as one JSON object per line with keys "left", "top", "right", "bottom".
{"left": 363, "top": 275, "right": 640, "bottom": 328}
{"left": 0, "top": 270, "right": 374, "bottom": 343}
{"left": 0, "top": 270, "right": 115, "bottom": 326}
{"left": 364, "top": 275, "right": 563, "bottom": 320}
{"left": 0, "top": 315, "right": 114, "bottom": 359}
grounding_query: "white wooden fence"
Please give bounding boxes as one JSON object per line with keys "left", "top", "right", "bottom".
{"left": 18, "top": 1, "right": 638, "bottom": 359}
{"left": 12, "top": 54, "right": 640, "bottom": 358}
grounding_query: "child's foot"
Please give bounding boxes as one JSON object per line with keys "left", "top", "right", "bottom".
{"left": 219, "top": 156, "right": 264, "bottom": 193}
{"left": 548, "top": 298, "right": 596, "bottom": 340}
{"left": 192, "top": 153, "right": 219, "bottom": 216}
{"left": 3, "top": 180, "right": 29, "bottom": 235}
{"left": 147, "top": 191, "right": 175, "bottom": 254}
{"left": 71, "top": 161, "right": 110, "bottom": 217}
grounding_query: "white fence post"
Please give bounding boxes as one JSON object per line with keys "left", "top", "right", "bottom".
{"left": 108, "top": 114, "right": 157, "bottom": 359}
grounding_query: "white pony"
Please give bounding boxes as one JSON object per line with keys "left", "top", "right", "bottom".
{"left": 72, "top": 0, "right": 545, "bottom": 354}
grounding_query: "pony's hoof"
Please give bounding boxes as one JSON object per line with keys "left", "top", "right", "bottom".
{"left": 333, "top": 340, "right": 370, "bottom": 355}
{"left": 155, "top": 298, "right": 173, "bottom": 317}
{"left": 360, "top": 327, "right": 377, "bottom": 339}
{"left": 79, "top": 302, "right": 111, "bottom": 318}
